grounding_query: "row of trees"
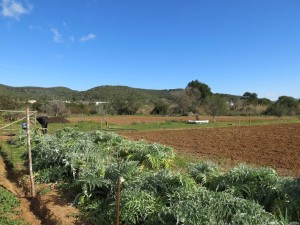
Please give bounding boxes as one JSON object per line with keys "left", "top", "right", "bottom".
{"left": 0, "top": 80, "right": 299, "bottom": 118}
{"left": 152, "top": 80, "right": 299, "bottom": 119}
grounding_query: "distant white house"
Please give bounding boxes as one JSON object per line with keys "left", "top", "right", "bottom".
{"left": 28, "top": 100, "right": 37, "bottom": 104}
{"left": 95, "top": 101, "right": 109, "bottom": 106}
{"left": 227, "top": 101, "right": 235, "bottom": 107}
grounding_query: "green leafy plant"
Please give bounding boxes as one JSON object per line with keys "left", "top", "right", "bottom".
{"left": 187, "top": 161, "right": 222, "bottom": 185}
{"left": 0, "top": 187, "right": 20, "bottom": 214}
{"left": 0, "top": 187, "right": 27, "bottom": 225}
{"left": 209, "top": 165, "right": 281, "bottom": 212}
{"left": 0, "top": 216, "right": 26, "bottom": 225}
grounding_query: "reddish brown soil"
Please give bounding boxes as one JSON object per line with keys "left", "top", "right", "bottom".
{"left": 48, "top": 117, "right": 70, "bottom": 123}
{"left": 32, "top": 185, "right": 82, "bottom": 225}
{"left": 121, "top": 123, "right": 300, "bottom": 177}
{"left": 0, "top": 154, "right": 81, "bottom": 225}
{"left": 68, "top": 115, "right": 282, "bottom": 125}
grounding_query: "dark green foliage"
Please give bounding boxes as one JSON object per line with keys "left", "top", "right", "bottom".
{"left": 0, "top": 84, "right": 79, "bottom": 101}
{"left": 0, "top": 95, "right": 24, "bottom": 111}
{"left": 242, "top": 92, "right": 259, "bottom": 106}
{"left": 109, "top": 92, "right": 142, "bottom": 115}
{"left": 0, "top": 84, "right": 182, "bottom": 115}
{"left": 205, "top": 94, "right": 229, "bottom": 120}
{"left": 41, "top": 100, "right": 70, "bottom": 116}
{"left": 178, "top": 79, "right": 213, "bottom": 114}
{"left": 186, "top": 80, "right": 212, "bottom": 100}
{"left": 0, "top": 84, "right": 181, "bottom": 105}
{"left": 83, "top": 85, "right": 180, "bottom": 103}
{"left": 275, "top": 178, "right": 300, "bottom": 222}
{"left": 258, "top": 98, "right": 272, "bottom": 105}
{"left": 151, "top": 100, "right": 170, "bottom": 115}
{"left": 266, "top": 96, "right": 299, "bottom": 116}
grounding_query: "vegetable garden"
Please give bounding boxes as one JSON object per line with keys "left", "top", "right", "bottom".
{"left": 5, "top": 127, "right": 300, "bottom": 224}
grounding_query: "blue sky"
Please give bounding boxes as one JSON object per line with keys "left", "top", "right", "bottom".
{"left": 0, "top": 0, "right": 299, "bottom": 100}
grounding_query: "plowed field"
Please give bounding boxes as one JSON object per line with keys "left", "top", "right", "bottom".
{"left": 121, "top": 123, "right": 300, "bottom": 177}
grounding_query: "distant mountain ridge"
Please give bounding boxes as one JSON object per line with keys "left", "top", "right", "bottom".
{"left": 0, "top": 84, "right": 184, "bottom": 102}
{"left": 0, "top": 84, "right": 79, "bottom": 101}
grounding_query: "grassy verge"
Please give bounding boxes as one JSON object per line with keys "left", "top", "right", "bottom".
{"left": 45, "top": 117, "right": 300, "bottom": 134}
{"left": 0, "top": 143, "right": 31, "bottom": 225}
{"left": 0, "top": 141, "right": 26, "bottom": 174}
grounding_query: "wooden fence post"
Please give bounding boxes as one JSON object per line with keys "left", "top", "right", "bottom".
{"left": 26, "top": 108, "right": 36, "bottom": 197}
{"left": 116, "top": 175, "right": 121, "bottom": 225}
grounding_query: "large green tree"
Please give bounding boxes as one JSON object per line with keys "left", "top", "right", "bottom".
{"left": 110, "top": 92, "right": 142, "bottom": 115}
{"left": 205, "top": 95, "right": 229, "bottom": 122}
{"left": 186, "top": 80, "right": 212, "bottom": 100}
{"left": 41, "top": 100, "right": 70, "bottom": 116}
{"left": 151, "top": 99, "right": 170, "bottom": 115}
{"left": 181, "top": 80, "right": 213, "bottom": 114}
{"left": 265, "top": 96, "right": 299, "bottom": 117}
{"left": 242, "top": 92, "right": 258, "bottom": 106}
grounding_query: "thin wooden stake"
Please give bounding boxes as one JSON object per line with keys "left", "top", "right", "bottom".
{"left": 116, "top": 176, "right": 121, "bottom": 225}
{"left": 26, "top": 108, "right": 36, "bottom": 197}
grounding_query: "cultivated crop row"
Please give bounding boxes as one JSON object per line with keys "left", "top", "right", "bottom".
{"left": 13, "top": 128, "right": 300, "bottom": 224}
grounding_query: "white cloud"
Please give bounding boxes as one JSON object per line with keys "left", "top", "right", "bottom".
{"left": 51, "top": 28, "right": 63, "bottom": 43}
{"left": 80, "top": 33, "right": 96, "bottom": 42}
{"left": 1, "top": 0, "right": 33, "bottom": 20}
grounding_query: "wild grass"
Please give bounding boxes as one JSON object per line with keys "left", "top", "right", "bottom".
{"left": 46, "top": 116, "right": 300, "bottom": 133}
{"left": 0, "top": 187, "right": 28, "bottom": 225}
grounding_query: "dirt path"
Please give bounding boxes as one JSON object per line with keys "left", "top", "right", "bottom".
{"left": 0, "top": 154, "right": 82, "bottom": 225}
{"left": 0, "top": 156, "right": 41, "bottom": 225}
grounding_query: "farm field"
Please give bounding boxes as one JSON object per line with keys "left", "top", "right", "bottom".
{"left": 68, "top": 115, "right": 286, "bottom": 125}
{"left": 121, "top": 123, "right": 300, "bottom": 177}
{"left": 1, "top": 115, "right": 300, "bottom": 224}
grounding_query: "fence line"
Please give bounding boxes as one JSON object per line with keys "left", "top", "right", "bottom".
{"left": 0, "top": 112, "right": 36, "bottom": 130}
{"left": 0, "top": 108, "right": 37, "bottom": 197}
{"left": 0, "top": 110, "right": 37, "bottom": 113}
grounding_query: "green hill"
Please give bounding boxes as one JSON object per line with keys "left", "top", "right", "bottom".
{"left": 0, "top": 84, "right": 79, "bottom": 101}
{"left": 83, "top": 85, "right": 182, "bottom": 102}
{"left": 0, "top": 84, "right": 183, "bottom": 103}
